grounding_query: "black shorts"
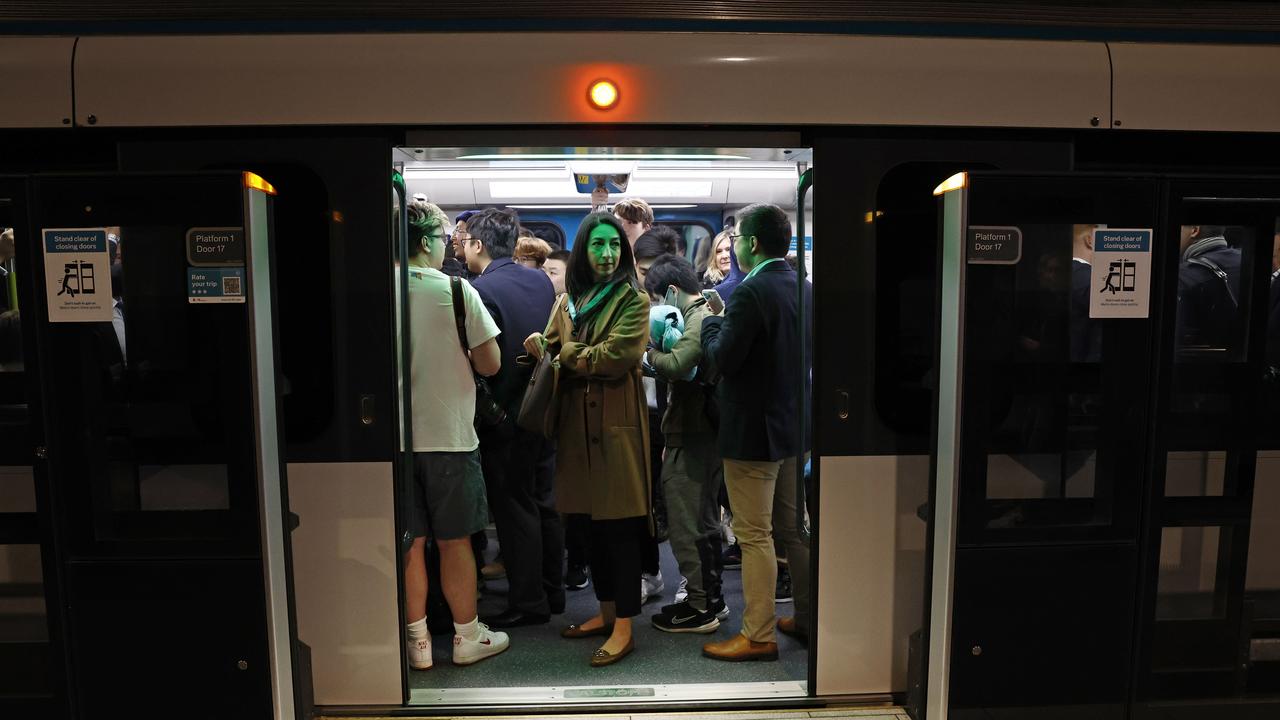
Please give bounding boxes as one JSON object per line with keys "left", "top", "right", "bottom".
{"left": 407, "top": 449, "right": 489, "bottom": 541}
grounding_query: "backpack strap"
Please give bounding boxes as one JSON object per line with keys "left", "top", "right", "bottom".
{"left": 1188, "top": 255, "right": 1239, "bottom": 307}
{"left": 449, "top": 275, "right": 470, "bottom": 352}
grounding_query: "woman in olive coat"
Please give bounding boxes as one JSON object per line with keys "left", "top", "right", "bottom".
{"left": 523, "top": 213, "right": 651, "bottom": 667}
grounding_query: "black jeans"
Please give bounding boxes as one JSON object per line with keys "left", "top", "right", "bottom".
{"left": 588, "top": 516, "right": 649, "bottom": 618}
{"left": 480, "top": 426, "right": 565, "bottom": 615}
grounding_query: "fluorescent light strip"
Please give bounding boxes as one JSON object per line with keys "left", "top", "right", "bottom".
{"left": 455, "top": 153, "right": 752, "bottom": 161}
{"left": 635, "top": 169, "right": 798, "bottom": 180}
{"left": 489, "top": 180, "right": 713, "bottom": 199}
{"left": 403, "top": 169, "right": 565, "bottom": 180}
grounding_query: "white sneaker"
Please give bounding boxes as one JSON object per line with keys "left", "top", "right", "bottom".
{"left": 641, "top": 571, "right": 665, "bottom": 604}
{"left": 452, "top": 623, "right": 510, "bottom": 665}
{"left": 675, "top": 575, "right": 688, "bottom": 603}
{"left": 408, "top": 635, "right": 433, "bottom": 671}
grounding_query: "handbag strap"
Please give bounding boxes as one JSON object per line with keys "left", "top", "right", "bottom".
{"left": 449, "top": 275, "right": 470, "bottom": 353}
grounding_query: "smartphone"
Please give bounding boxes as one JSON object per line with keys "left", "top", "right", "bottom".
{"left": 701, "top": 289, "right": 724, "bottom": 314}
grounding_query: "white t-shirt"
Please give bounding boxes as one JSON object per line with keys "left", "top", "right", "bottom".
{"left": 406, "top": 266, "right": 500, "bottom": 452}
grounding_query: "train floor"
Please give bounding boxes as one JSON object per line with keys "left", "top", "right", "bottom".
{"left": 409, "top": 533, "right": 808, "bottom": 703}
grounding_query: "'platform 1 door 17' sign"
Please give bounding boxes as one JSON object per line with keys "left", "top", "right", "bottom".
{"left": 1089, "top": 227, "right": 1152, "bottom": 319}
{"left": 42, "top": 228, "right": 114, "bottom": 323}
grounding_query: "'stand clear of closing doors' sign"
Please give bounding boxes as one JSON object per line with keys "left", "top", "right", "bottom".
{"left": 42, "top": 228, "right": 114, "bottom": 322}
{"left": 1089, "top": 228, "right": 1152, "bottom": 319}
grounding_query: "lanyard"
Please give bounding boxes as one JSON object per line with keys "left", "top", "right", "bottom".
{"left": 744, "top": 257, "right": 785, "bottom": 281}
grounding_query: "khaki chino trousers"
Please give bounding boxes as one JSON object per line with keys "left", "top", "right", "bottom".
{"left": 723, "top": 454, "right": 810, "bottom": 644}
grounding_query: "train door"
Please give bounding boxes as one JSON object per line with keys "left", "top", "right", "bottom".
{"left": 929, "top": 173, "right": 1280, "bottom": 719}
{"left": 14, "top": 172, "right": 297, "bottom": 719}
{"left": 1135, "top": 180, "right": 1280, "bottom": 718}
{"left": 0, "top": 178, "right": 65, "bottom": 718}
{"left": 391, "top": 146, "right": 818, "bottom": 709}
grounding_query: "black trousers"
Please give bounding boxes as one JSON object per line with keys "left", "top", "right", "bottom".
{"left": 588, "top": 516, "right": 648, "bottom": 618}
{"left": 565, "top": 513, "right": 591, "bottom": 569}
{"left": 480, "top": 426, "right": 565, "bottom": 615}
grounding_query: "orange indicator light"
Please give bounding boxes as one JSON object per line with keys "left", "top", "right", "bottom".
{"left": 243, "top": 171, "right": 278, "bottom": 196}
{"left": 588, "top": 79, "right": 620, "bottom": 111}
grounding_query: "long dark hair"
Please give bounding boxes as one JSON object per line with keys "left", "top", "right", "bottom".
{"left": 566, "top": 212, "right": 639, "bottom": 298}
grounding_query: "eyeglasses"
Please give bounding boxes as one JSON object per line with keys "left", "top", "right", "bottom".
{"left": 728, "top": 231, "right": 750, "bottom": 242}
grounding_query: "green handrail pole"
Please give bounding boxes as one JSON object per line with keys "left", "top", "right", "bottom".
{"left": 796, "top": 167, "right": 813, "bottom": 546}
{"left": 393, "top": 172, "right": 414, "bottom": 550}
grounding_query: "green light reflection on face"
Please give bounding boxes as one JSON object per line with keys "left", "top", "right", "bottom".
{"left": 587, "top": 223, "right": 623, "bottom": 283}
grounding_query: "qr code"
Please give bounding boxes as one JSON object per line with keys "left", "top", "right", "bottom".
{"left": 222, "top": 275, "right": 243, "bottom": 296}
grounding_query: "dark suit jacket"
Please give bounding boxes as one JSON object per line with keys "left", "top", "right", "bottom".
{"left": 471, "top": 257, "right": 556, "bottom": 414}
{"left": 1070, "top": 259, "right": 1101, "bottom": 362}
{"left": 701, "top": 259, "right": 811, "bottom": 462}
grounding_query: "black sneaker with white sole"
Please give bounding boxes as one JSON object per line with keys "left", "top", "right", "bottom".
{"left": 661, "top": 598, "right": 730, "bottom": 621}
{"left": 709, "top": 598, "right": 731, "bottom": 621}
{"left": 651, "top": 601, "right": 721, "bottom": 634}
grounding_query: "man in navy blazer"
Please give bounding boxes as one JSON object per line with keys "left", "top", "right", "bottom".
{"left": 700, "top": 203, "right": 811, "bottom": 662}
{"left": 465, "top": 208, "right": 564, "bottom": 628}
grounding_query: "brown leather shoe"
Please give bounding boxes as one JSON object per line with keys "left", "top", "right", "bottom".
{"left": 589, "top": 636, "right": 635, "bottom": 667}
{"left": 702, "top": 633, "right": 779, "bottom": 662}
{"left": 561, "top": 622, "right": 613, "bottom": 639}
{"left": 777, "top": 616, "right": 808, "bottom": 644}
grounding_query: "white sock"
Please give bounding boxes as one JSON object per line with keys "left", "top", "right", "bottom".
{"left": 453, "top": 616, "right": 481, "bottom": 641}
{"left": 406, "top": 617, "right": 428, "bottom": 640}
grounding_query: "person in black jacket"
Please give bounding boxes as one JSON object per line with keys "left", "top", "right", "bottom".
{"left": 1176, "top": 224, "right": 1243, "bottom": 355}
{"left": 699, "top": 202, "right": 811, "bottom": 662}
{"left": 465, "top": 208, "right": 565, "bottom": 628}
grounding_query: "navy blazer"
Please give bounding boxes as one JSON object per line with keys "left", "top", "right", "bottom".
{"left": 471, "top": 257, "right": 557, "bottom": 413}
{"left": 701, "top": 259, "right": 812, "bottom": 462}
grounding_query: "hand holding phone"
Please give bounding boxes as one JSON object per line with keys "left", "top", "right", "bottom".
{"left": 702, "top": 289, "right": 724, "bottom": 315}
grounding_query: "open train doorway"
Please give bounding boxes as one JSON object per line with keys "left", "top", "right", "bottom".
{"left": 390, "top": 145, "right": 814, "bottom": 707}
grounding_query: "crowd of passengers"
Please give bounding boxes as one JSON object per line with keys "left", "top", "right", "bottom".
{"left": 400, "top": 196, "right": 811, "bottom": 669}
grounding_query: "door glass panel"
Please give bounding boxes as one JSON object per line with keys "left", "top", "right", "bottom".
{"left": 1165, "top": 450, "right": 1227, "bottom": 497}
{"left": 978, "top": 223, "right": 1104, "bottom": 522}
{"left": 1157, "top": 525, "right": 1225, "bottom": 620}
{"left": 1174, "top": 225, "right": 1253, "bottom": 361}
{"left": 84, "top": 225, "right": 250, "bottom": 533}
{"left": 0, "top": 544, "right": 46, "bottom": 641}
{"left": 1247, "top": 452, "right": 1280, "bottom": 620}
{"left": 30, "top": 176, "right": 260, "bottom": 552}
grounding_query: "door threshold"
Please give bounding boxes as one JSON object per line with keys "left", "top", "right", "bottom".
{"left": 410, "top": 680, "right": 808, "bottom": 706}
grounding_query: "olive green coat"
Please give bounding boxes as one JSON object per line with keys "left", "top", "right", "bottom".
{"left": 545, "top": 284, "right": 651, "bottom": 521}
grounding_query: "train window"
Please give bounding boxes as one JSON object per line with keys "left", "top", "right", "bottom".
{"left": 191, "top": 162, "right": 335, "bottom": 450}
{"left": 873, "top": 162, "right": 992, "bottom": 446}
{"left": 657, "top": 220, "right": 714, "bottom": 264}
{"left": 519, "top": 221, "right": 565, "bottom": 249}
